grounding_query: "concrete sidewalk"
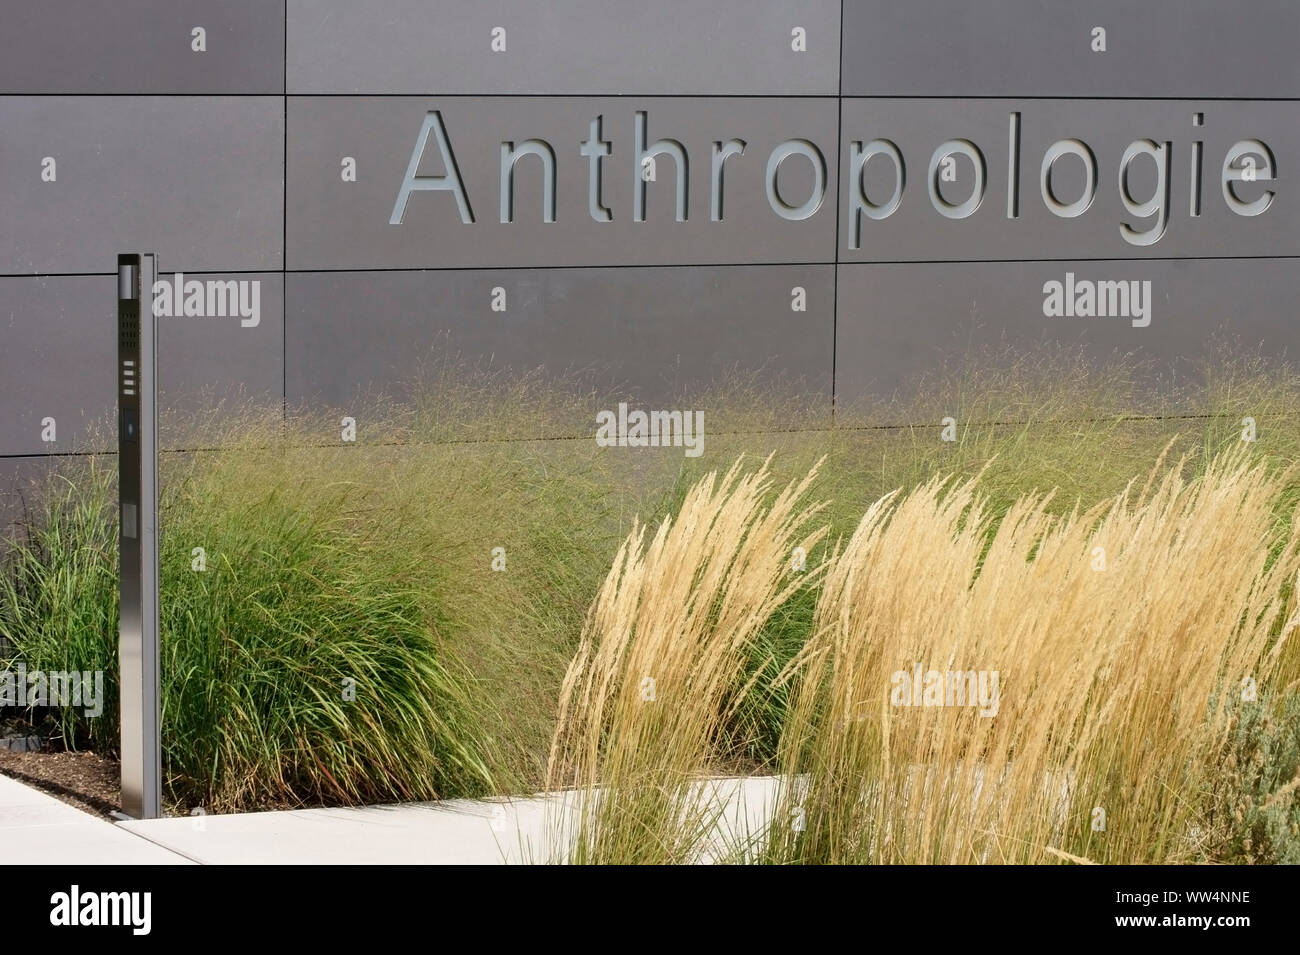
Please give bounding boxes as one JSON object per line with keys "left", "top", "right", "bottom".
{"left": 120, "top": 794, "right": 556, "bottom": 865}
{"left": 0, "top": 775, "right": 190, "bottom": 864}
{"left": 1, "top": 774, "right": 781, "bottom": 864}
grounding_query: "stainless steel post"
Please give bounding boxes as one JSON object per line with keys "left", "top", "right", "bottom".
{"left": 117, "top": 253, "right": 161, "bottom": 819}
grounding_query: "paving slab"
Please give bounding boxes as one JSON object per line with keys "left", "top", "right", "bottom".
{"left": 120, "top": 777, "right": 783, "bottom": 865}
{"left": 0, "top": 775, "right": 192, "bottom": 864}
{"left": 2, "top": 770, "right": 782, "bottom": 865}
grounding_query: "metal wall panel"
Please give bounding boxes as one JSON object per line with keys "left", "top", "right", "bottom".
{"left": 0, "top": 274, "right": 283, "bottom": 455}
{"left": 838, "top": 98, "right": 1298, "bottom": 262}
{"left": 287, "top": 96, "right": 839, "bottom": 270}
{"left": 840, "top": 0, "right": 1300, "bottom": 98}
{"left": 285, "top": 266, "right": 834, "bottom": 409}
{"left": 0, "top": 97, "right": 284, "bottom": 275}
{"left": 288, "top": 0, "right": 840, "bottom": 95}
{"left": 0, "top": 2, "right": 1295, "bottom": 465}
{"left": 834, "top": 258, "right": 1300, "bottom": 406}
{"left": 0, "top": 0, "right": 285, "bottom": 94}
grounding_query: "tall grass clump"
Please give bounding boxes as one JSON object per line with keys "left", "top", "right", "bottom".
{"left": 0, "top": 438, "right": 504, "bottom": 811}
{"left": 286, "top": 361, "right": 628, "bottom": 788}
{"left": 764, "top": 446, "right": 1300, "bottom": 864}
{"left": 159, "top": 421, "right": 502, "bottom": 810}
{"left": 545, "top": 457, "right": 827, "bottom": 864}
{"left": 0, "top": 460, "right": 121, "bottom": 754}
{"left": 4, "top": 344, "right": 1299, "bottom": 826}
{"left": 0, "top": 368, "right": 625, "bottom": 811}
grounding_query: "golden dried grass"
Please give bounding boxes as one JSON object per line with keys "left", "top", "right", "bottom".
{"left": 545, "top": 456, "right": 828, "bottom": 863}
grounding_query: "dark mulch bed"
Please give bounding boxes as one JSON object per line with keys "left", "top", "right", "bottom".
{"left": 0, "top": 747, "right": 121, "bottom": 819}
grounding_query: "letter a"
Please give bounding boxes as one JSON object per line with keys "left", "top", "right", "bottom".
{"left": 390, "top": 111, "right": 475, "bottom": 225}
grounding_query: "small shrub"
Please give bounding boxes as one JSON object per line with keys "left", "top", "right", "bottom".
{"left": 1203, "top": 694, "right": 1300, "bottom": 864}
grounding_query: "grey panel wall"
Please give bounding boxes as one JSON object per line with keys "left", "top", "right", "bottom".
{"left": 0, "top": 274, "right": 283, "bottom": 455}
{"left": 0, "top": 97, "right": 284, "bottom": 275}
{"left": 840, "top": 1, "right": 1300, "bottom": 98}
{"left": 0, "top": 0, "right": 285, "bottom": 94}
{"left": 288, "top": 0, "right": 840, "bottom": 94}
{"left": 286, "top": 267, "right": 833, "bottom": 409}
{"left": 835, "top": 259, "right": 1300, "bottom": 405}
{"left": 839, "top": 98, "right": 1297, "bottom": 262}
{"left": 1, "top": 1, "right": 1297, "bottom": 474}
{"left": 287, "top": 97, "right": 839, "bottom": 269}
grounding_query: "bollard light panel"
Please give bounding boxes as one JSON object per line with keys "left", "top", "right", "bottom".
{"left": 117, "top": 253, "right": 161, "bottom": 820}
